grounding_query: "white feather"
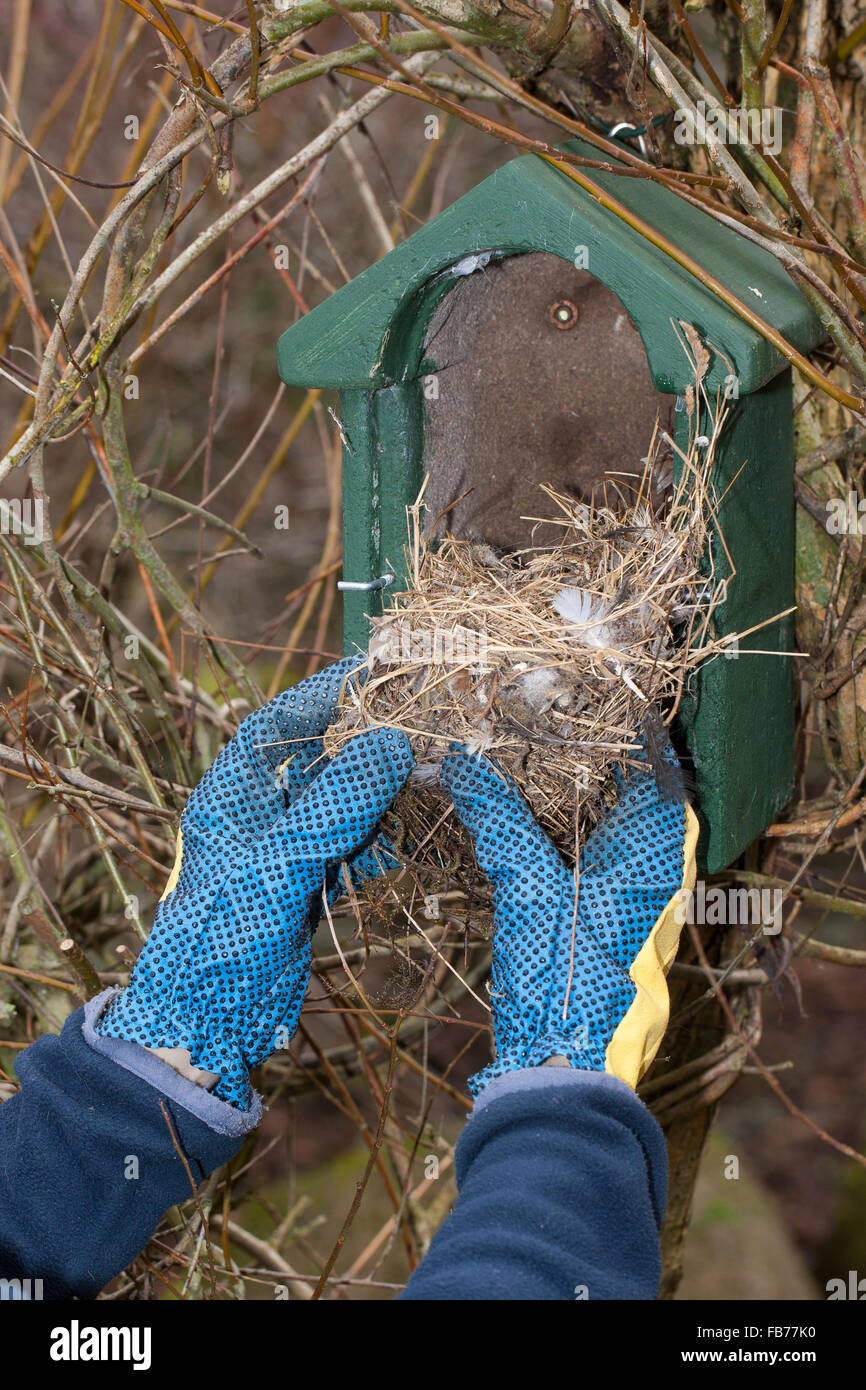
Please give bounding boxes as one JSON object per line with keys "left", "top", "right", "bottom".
{"left": 409, "top": 762, "right": 440, "bottom": 786}
{"left": 553, "top": 587, "right": 615, "bottom": 650}
{"left": 464, "top": 727, "right": 495, "bottom": 755}
{"left": 450, "top": 251, "right": 492, "bottom": 278}
{"left": 554, "top": 586, "right": 648, "bottom": 701}
{"left": 515, "top": 668, "right": 568, "bottom": 711}
{"left": 368, "top": 622, "right": 400, "bottom": 667}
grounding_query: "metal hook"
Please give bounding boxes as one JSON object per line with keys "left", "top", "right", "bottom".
{"left": 608, "top": 122, "right": 649, "bottom": 161}
{"left": 337, "top": 573, "right": 395, "bottom": 592}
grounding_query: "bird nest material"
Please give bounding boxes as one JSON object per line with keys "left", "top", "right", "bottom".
{"left": 324, "top": 436, "right": 725, "bottom": 861}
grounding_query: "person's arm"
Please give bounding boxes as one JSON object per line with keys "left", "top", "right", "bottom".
{"left": 398, "top": 738, "right": 696, "bottom": 1301}
{"left": 401, "top": 1069, "right": 667, "bottom": 1301}
{"left": 0, "top": 993, "right": 254, "bottom": 1301}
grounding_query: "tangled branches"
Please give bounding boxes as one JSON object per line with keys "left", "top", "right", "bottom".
{"left": 1, "top": 0, "right": 866, "bottom": 1299}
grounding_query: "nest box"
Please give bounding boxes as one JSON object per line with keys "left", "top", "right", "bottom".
{"left": 275, "top": 137, "right": 823, "bottom": 872}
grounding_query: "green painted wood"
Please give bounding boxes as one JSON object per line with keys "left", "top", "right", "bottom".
{"left": 277, "top": 138, "right": 823, "bottom": 398}
{"left": 341, "top": 382, "right": 426, "bottom": 654}
{"left": 278, "top": 136, "right": 816, "bottom": 868}
{"left": 673, "top": 373, "right": 795, "bottom": 872}
{"left": 340, "top": 389, "right": 379, "bottom": 653}
{"left": 377, "top": 382, "right": 426, "bottom": 593}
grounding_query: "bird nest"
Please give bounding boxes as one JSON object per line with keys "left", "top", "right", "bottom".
{"left": 324, "top": 438, "right": 724, "bottom": 862}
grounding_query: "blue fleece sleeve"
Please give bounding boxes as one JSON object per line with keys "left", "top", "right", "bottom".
{"left": 400, "top": 1069, "right": 667, "bottom": 1300}
{"left": 0, "top": 992, "right": 258, "bottom": 1300}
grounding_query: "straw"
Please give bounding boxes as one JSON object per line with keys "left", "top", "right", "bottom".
{"left": 323, "top": 421, "right": 728, "bottom": 862}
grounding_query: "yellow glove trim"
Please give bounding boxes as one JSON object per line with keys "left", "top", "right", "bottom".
{"left": 604, "top": 802, "right": 700, "bottom": 1089}
{"left": 160, "top": 828, "right": 184, "bottom": 903}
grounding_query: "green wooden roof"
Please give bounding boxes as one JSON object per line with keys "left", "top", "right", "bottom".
{"left": 277, "top": 137, "right": 823, "bottom": 397}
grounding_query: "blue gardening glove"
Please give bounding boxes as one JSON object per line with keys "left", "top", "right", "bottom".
{"left": 97, "top": 659, "right": 413, "bottom": 1108}
{"left": 440, "top": 739, "right": 699, "bottom": 1096}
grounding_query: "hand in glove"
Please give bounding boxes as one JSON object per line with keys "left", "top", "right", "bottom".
{"left": 96, "top": 659, "right": 412, "bottom": 1107}
{"left": 440, "top": 737, "right": 698, "bottom": 1095}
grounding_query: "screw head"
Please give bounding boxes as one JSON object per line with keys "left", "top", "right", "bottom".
{"left": 548, "top": 298, "right": 579, "bottom": 330}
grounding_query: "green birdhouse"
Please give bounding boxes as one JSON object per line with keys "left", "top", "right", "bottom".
{"left": 275, "top": 137, "right": 823, "bottom": 872}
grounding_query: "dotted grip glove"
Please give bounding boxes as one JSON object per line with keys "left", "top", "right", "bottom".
{"left": 97, "top": 660, "right": 412, "bottom": 1108}
{"left": 440, "top": 740, "right": 699, "bottom": 1096}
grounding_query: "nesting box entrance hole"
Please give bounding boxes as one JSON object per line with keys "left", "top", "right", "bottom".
{"left": 422, "top": 252, "right": 675, "bottom": 549}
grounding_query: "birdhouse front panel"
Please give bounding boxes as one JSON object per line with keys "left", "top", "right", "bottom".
{"left": 276, "top": 139, "right": 825, "bottom": 873}
{"left": 422, "top": 252, "right": 675, "bottom": 549}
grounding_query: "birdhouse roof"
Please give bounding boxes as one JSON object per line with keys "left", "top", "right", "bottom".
{"left": 276, "top": 137, "right": 824, "bottom": 397}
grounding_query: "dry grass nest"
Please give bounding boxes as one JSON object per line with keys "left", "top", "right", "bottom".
{"left": 324, "top": 442, "right": 727, "bottom": 863}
